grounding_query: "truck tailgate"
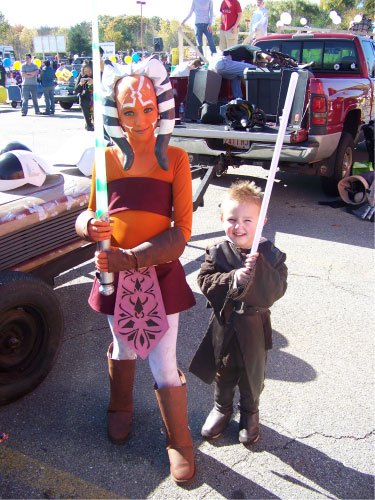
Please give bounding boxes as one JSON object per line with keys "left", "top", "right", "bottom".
{"left": 172, "top": 122, "right": 295, "bottom": 143}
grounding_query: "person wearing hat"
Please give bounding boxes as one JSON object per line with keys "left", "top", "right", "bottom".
{"left": 75, "top": 56, "right": 196, "bottom": 484}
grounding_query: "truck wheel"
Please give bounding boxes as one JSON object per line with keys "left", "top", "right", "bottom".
{"left": 321, "top": 132, "right": 354, "bottom": 196}
{"left": 0, "top": 271, "right": 64, "bottom": 405}
{"left": 11, "top": 101, "right": 17, "bottom": 108}
{"left": 59, "top": 101, "right": 74, "bottom": 110}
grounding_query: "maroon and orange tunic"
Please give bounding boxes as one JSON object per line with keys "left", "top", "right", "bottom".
{"left": 88, "top": 145, "right": 195, "bottom": 315}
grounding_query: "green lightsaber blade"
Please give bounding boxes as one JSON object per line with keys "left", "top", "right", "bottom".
{"left": 92, "top": 0, "right": 114, "bottom": 296}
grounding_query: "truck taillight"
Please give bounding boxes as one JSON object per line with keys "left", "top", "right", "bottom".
{"left": 311, "top": 95, "right": 327, "bottom": 126}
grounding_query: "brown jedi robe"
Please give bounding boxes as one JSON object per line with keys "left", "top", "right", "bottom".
{"left": 189, "top": 239, "right": 288, "bottom": 384}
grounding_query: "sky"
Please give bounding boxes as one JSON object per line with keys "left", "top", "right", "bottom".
{"left": 1, "top": 0, "right": 226, "bottom": 29}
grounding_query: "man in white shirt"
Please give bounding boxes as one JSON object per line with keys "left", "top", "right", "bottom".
{"left": 180, "top": 0, "right": 217, "bottom": 58}
{"left": 244, "top": 0, "right": 268, "bottom": 43}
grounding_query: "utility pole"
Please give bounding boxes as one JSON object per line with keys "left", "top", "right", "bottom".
{"left": 137, "top": 1, "right": 146, "bottom": 57}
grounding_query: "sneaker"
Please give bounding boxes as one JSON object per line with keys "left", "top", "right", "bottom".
{"left": 42, "top": 112, "right": 50, "bottom": 115}
{"left": 21, "top": 113, "right": 26, "bottom": 116}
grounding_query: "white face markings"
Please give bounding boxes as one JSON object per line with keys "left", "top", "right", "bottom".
{"left": 119, "top": 77, "right": 157, "bottom": 132}
{"left": 121, "top": 76, "right": 154, "bottom": 109}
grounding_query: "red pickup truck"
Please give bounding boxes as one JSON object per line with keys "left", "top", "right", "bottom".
{"left": 170, "top": 32, "right": 374, "bottom": 195}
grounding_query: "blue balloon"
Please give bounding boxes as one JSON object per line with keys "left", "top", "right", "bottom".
{"left": 3, "top": 58, "right": 11, "bottom": 68}
{"left": 72, "top": 69, "right": 78, "bottom": 77}
{"left": 132, "top": 53, "right": 140, "bottom": 62}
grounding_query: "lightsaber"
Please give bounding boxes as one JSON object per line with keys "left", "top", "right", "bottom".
{"left": 250, "top": 71, "right": 299, "bottom": 256}
{"left": 92, "top": 0, "right": 114, "bottom": 296}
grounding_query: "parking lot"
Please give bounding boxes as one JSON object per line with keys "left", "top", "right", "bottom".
{"left": 0, "top": 102, "right": 374, "bottom": 499}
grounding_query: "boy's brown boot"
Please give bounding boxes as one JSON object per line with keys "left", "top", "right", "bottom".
{"left": 239, "top": 411, "right": 260, "bottom": 444}
{"left": 155, "top": 371, "right": 195, "bottom": 485}
{"left": 201, "top": 380, "right": 235, "bottom": 439}
{"left": 107, "top": 344, "right": 136, "bottom": 444}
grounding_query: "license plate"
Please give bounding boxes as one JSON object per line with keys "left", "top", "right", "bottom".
{"left": 60, "top": 90, "right": 69, "bottom": 96}
{"left": 223, "top": 138, "right": 250, "bottom": 150}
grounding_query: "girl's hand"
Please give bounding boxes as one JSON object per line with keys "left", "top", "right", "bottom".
{"left": 95, "top": 247, "right": 137, "bottom": 273}
{"left": 87, "top": 218, "right": 113, "bottom": 242}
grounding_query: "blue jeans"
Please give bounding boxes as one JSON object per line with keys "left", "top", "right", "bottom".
{"left": 195, "top": 23, "right": 217, "bottom": 57}
{"left": 43, "top": 86, "right": 55, "bottom": 114}
{"left": 21, "top": 85, "right": 40, "bottom": 115}
{"left": 213, "top": 56, "right": 257, "bottom": 98}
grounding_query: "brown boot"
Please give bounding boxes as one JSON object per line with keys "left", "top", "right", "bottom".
{"left": 239, "top": 411, "right": 260, "bottom": 444}
{"left": 107, "top": 344, "right": 136, "bottom": 445}
{"left": 155, "top": 371, "right": 195, "bottom": 485}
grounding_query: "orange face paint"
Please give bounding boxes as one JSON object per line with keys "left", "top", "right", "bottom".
{"left": 115, "top": 75, "right": 158, "bottom": 146}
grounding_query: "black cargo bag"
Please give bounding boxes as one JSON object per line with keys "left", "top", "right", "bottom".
{"left": 200, "top": 101, "right": 225, "bottom": 124}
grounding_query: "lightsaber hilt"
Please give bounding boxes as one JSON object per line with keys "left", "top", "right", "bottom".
{"left": 97, "top": 213, "right": 115, "bottom": 296}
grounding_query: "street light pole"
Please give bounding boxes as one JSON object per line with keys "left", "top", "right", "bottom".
{"left": 136, "top": 1, "right": 146, "bottom": 58}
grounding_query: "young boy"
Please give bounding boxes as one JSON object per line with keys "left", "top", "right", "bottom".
{"left": 189, "top": 180, "right": 287, "bottom": 444}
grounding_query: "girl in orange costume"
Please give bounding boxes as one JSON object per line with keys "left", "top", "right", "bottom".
{"left": 76, "top": 58, "right": 195, "bottom": 484}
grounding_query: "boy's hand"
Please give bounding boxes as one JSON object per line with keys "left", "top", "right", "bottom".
{"left": 87, "top": 218, "right": 113, "bottom": 242}
{"left": 244, "top": 252, "right": 259, "bottom": 271}
{"left": 235, "top": 267, "right": 251, "bottom": 285}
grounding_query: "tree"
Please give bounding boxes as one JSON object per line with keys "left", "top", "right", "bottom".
{"left": 19, "top": 27, "right": 38, "bottom": 56}
{"left": 0, "top": 12, "right": 11, "bottom": 41}
{"left": 67, "top": 22, "right": 92, "bottom": 57}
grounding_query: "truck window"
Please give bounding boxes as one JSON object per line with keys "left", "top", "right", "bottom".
{"left": 362, "top": 40, "right": 375, "bottom": 78}
{"left": 302, "top": 41, "right": 323, "bottom": 66}
{"left": 257, "top": 39, "right": 360, "bottom": 72}
{"left": 323, "top": 40, "right": 359, "bottom": 72}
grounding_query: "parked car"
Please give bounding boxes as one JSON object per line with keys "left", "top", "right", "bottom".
{"left": 54, "top": 64, "right": 80, "bottom": 110}
{"left": 0, "top": 160, "right": 93, "bottom": 405}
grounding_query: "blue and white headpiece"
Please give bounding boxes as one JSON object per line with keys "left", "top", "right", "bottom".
{"left": 102, "top": 55, "right": 175, "bottom": 171}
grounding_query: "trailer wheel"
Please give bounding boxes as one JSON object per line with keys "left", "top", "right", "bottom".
{"left": 11, "top": 101, "right": 17, "bottom": 108}
{"left": 321, "top": 132, "right": 354, "bottom": 196}
{"left": 0, "top": 271, "right": 64, "bottom": 405}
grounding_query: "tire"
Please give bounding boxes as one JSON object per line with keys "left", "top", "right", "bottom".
{"left": 0, "top": 271, "right": 64, "bottom": 405}
{"left": 59, "top": 101, "right": 74, "bottom": 110}
{"left": 321, "top": 132, "right": 354, "bottom": 196}
{"left": 11, "top": 101, "right": 17, "bottom": 108}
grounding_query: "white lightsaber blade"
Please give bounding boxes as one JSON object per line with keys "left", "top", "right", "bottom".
{"left": 250, "top": 71, "right": 299, "bottom": 256}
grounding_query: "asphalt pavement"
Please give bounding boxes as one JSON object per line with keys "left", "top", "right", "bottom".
{"left": 0, "top": 102, "right": 374, "bottom": 499}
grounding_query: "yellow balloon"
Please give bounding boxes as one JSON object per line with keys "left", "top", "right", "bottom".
{"left": 13, "top": 61, "right": 21, "bottom": 70}
{"left": 0, "top": 86, "right": 7, "bottom": 104}
{"left": 110, "top": 56, "right": 116, "bottom": 62}
{"left": 34, "top": 58, "right": 41, "bottom": 68}
{"left": 125, "top": 56, "right": 132, "bottom": 64}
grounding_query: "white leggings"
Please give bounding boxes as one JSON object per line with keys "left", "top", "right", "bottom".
{"left": 107, "top": 313, "right": 181, "bottom": 389}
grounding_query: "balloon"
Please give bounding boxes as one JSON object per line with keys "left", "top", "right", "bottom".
{"left": 13, "top": 61, "right": 21, "bottom": 70}
{"left": 34, "top": 58, "right": 41, "bottom": 68}
{"left": 125, "top": 56, "right": 132, "bottom": 64}
{"left": 72, "top": 69, "right": 78, "bottom": 77}
{"left": 2, "top": 58, "right": 11, "bottom": 68}
{"left": 132, "top": 53, "right": 140, "bottom": 62}
{"left": 110, "top": 56, "right": 116, "bottom": 62}
{"left": 56, "top": 71, "right": 61, "bottom": 78}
